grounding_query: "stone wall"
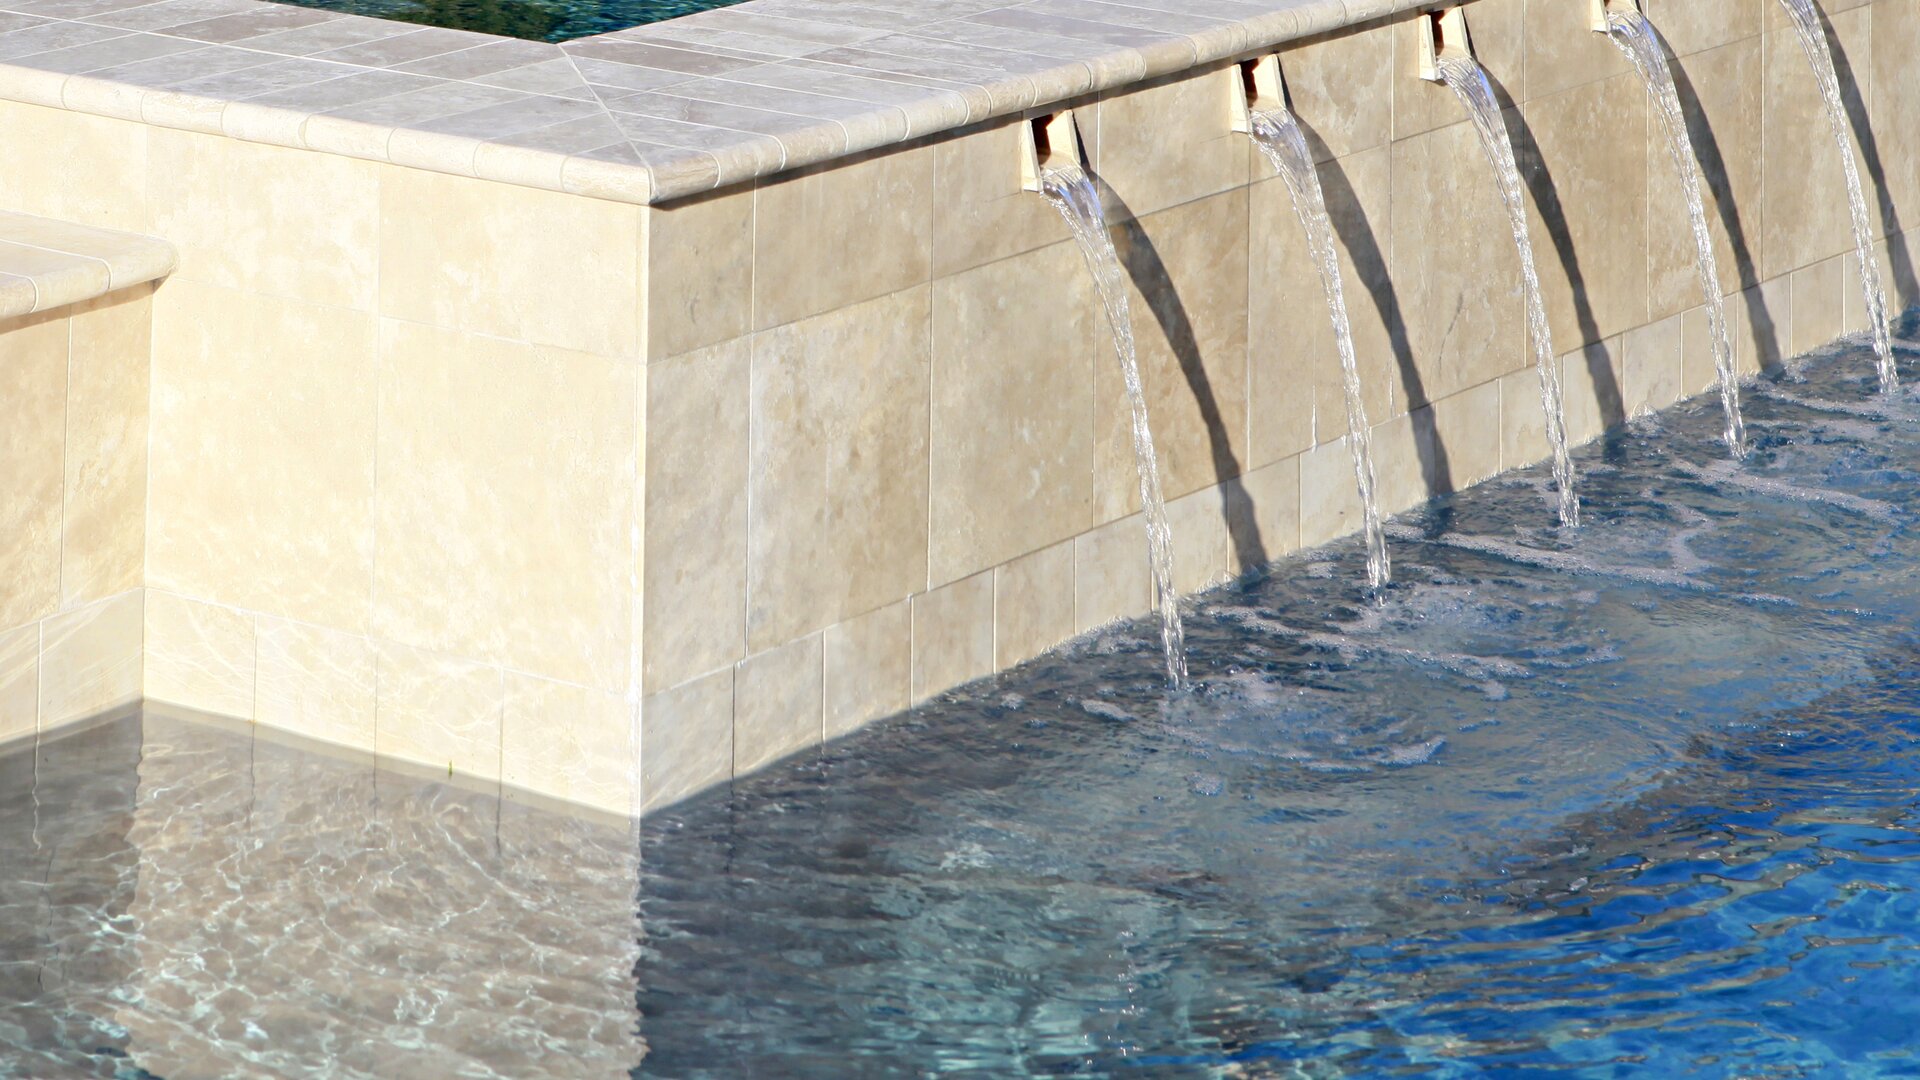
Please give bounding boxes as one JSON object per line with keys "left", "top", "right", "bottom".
{"left": 1, "top": 0, "right": 1913, "bottom": 817}
{"left": 0, "top": 288, "right": 152, "bottom": 748}
{"left": 636, "top": 0, "right": 1920, "bottom": 809}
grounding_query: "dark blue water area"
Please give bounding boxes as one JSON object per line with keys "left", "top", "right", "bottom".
{"left": 10, "top": 327, "right": 1920, "bottom": 1077}
{"left": 267, "top": 0, "right": 746, "bottom": 44}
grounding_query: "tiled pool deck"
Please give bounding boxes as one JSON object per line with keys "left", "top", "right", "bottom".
{"left": 0, "top": 0, "right": 1433, "bottom": 203}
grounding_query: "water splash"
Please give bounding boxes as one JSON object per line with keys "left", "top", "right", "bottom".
{"left": 1246, "top": 109, "right": 1391, "bottom": 589}
{"left": 1606, "top": 8, "right": 1748, "bottom": 454}
{"left": 1778, "top": 0, "right": 1898, "bottom": 394}
{"left": 1040, "top": 165, "right": 1188, "bottom": 686}
{"left": 1437, "top": 55, "right": 1580, "bottom": 527}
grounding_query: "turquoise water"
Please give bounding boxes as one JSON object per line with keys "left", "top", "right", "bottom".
{"left": 7, "top": 328, "right": 1920, "bottom": 1076}
{"left": 270, "top": 0, "right": 747, "bottom": 43}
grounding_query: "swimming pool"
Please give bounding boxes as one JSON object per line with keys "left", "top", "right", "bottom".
{"left": 6, "top": 328, "right": 1920, "bottom": 1076}
{"left": 268, "top": 0, "right": 747, "bottom": 43}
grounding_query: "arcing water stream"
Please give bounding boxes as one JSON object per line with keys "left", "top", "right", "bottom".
{"left": 1606, "top": 7, "right": 1749, "bottom": 453}
{"left": 1778, "top": 0, "right": 1898, "bottom": 394}
{"left": 1438, "top": 54, "right": 1581, "bottom": 527}
{"left": 1040, "top": 164, "right": 1189, "bottom": 685}
{"left": 1247, "top": 107, "right": 1392, "bottom": 589}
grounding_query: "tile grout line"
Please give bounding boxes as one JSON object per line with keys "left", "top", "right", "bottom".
{"left": 57, "top": 308, "right": 71, "bottom": 612}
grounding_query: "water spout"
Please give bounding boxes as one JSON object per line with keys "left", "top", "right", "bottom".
{"left": 1422, "top": 11, "right": 1580, "bottom": 527}
{"left": 1600, "top": 2, "right": 1748, "bottom": 454}
{"left": 1025, "top": 113, "right": 1189, "bottom": 686}
{"left": 1237, "top": 56, "right": 1391, "bottom": 589}
{"left": 1777, "top": 0, "right": 1898, "bottom": 394}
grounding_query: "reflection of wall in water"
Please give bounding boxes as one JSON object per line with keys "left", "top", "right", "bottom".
{"left": 0, "top": 714, "right": 146, "bottom": 1078}
{"left": 0, "top": 713, "right": 649, "bottom": 1077}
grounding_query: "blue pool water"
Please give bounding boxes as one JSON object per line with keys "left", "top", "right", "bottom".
{"left": 8, "top": 327, "right": 1920, "bottom": 1076}
{"left": 268, "top": 0, "right": 747, "bottom": 43}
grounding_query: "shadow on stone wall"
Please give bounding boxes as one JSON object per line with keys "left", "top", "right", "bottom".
{"left": 1103, "top": 182, "right": 1271, "bottom": 577}
{"left": 1484, "top": 69, "right": 1629, "bottom": 435}
{"left": 1823, "top": 15, "right": 1919, "bottom": 312}
{"left": 1302, "top": 124, "right": 1457, "bottom": 523}
{"left": 1665, "top": 40, "right": 1784, "bottom": 373}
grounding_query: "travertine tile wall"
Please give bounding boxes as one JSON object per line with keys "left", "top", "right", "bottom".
{"left": 0, "top": 98, "right": 647, "bottom": 815}
{"left": 637, "top": 0, "right": 1920, "bottom": 810}
{"left": 0, "top": 288, "right": 154, "bottom": 746}
{"left": 1, "top": 0, "right": 1912, "bottom": 818}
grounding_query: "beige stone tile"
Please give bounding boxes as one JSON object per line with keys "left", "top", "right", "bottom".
{"left": 753, "top": 144, "right": 932, "bottom": 331}
{"left": 148, "top": 282, "right": 377, "bottom": 632}
{"left": 1681, "top": 304, "right": 1721, "bottom": 395}
{"left": 1099, "top": 190, "right": 1250, "bottom": 518}
{"left": 0, "top": 311, "right": 66, "bottom": 632}
{"left": 1760, "top": 7, "right": 1872, "bottom": 281}
{"left": 932, "top": 118, "right": 1080, "bottom": 278}
{"left": 1842, "top": 250, "right": 1868, "bottom": 337}
{"left": 1241, "top": 453, "right": 1300, "bottom": 562}
{"left": 1092, "top": 62, "right": 1249, "bottom": 220}
{"left": 0, "top": 102, "right": 146, "bottom": 233}
{"left": 1562, "top": 337, "right": 1624, "bottom": 447}
{"left": 748, "top": 287, "right": 930, "bottom": 651}
{"left": 646, "top": 187, "right": 754, "bottom": 361}
{"left": 823, "top": 599, "right": 909, "bottom": 740}
{"left": 994, "top": 541, "right": 1074, "bottom": 669}
{"left": 1734, "top": 276, "right": 1792, "bottom": 375}
{"left": 1426, "top": 380, "right": 1503, "bottom": 491}
{"left": 1369, "top": 408, "right": 1428, "bottom": 517}
{"left": 62, "top": 287, "right": 149, "bottom": 610}
{"left": 375, "top": 639, "right": 503, "bottom": 782}
{"left": 379, "top": 165, "right": 642, "bottom": 358}
{"left": 643, "top": 339, "right": 748, "bottom": 693}
{"left": 1279, "top": 20, "right": 1394, "bottom": 162}
{"left": 255, "top": 615, "right": 376, "bottom": 752}
{"left": 143, "top": 590, "right": 255, "bottom": 720}
{"left": 374, "top": 319, "right": 639, "bottom": 691}
{"left": 1623, "top": 312, "right": 1685, "bottom": 419}
{"left": 1393, "top": 0, "right": 1523, "bottom": 140}
{"left": 1523, "top": 0, "right": 1631, "bottom": 101}
{"left": 640, "top": 666, "right": 732, "bottom": 812}
{"left": 1389, "top": 119, "right": 1526, "bottom": 405}
{"left": 1642, "top": 0, "right": 1763, "bottom": 56}
{"left": 39, "top": 589, "right": 142, "bottom": 729}
{"left": 1649, "top": 37, "right": 1765, "bottom": 321}
{"left": 150, "top": 130, "right": 379, "bottom": 310}
{"left": 1073, "top": 514, "right": 1150, "bottom": 633}
{"left": 1499, "top": 366, "right": 1552, "bottom": 471}
{"left": 734, "top": 634, "right": 822, "bottom": 774}
{"left": 930, "top": 242, "right": 1095, "bottom": 587}
{"left": 1791, "top": 255, "right": 1845, "bottom": 356}
{"left": 1299, "top": 436, "right": 1362, "bottom": 549}
{"left": 502, "top": 672, "right": 635, "bottom": 818}
{"left": 0, "top": 623, "right": 35, "bottom": 744}
{"left": 1164, "top": 484, "right": 1241, "bottom": 594}
{"left": 1247, "top": 147, "right": 1396, "bottom": 468}
{"left": 1519, "top": 74, "right": 1651, "bottom": 351}
{"left": 911, "top": 570, "right": 993, "bottom": 703}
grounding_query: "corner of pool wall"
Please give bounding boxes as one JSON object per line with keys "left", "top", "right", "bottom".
{"left": 1417, "top": 7, "right": 1473, "bottom": 82}
{"left": 1019, "top": 110, "right": 1086, "bottom": 193}
{"left": 1590, "top": 0, "right": 1640, "bottom": 32}
{"left": 1229, "top": 52, "right": 1286, "bottom": 134}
